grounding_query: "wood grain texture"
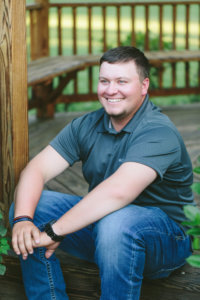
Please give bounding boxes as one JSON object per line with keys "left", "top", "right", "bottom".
{"left": 11, "top": 0, "right": 29, "bottom": 185}
{"left": 0, "top": 0, "right": 28, "bottom": 224}
{"left": 0, "top": 0, "right": 15, "bottom": 219}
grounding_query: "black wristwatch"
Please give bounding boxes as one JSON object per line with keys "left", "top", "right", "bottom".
{"left": 44, "top": 220, "right": 65, "bottom": 242}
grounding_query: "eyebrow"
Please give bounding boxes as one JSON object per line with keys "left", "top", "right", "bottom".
{"left": 99, "top": 76, "right": 129, "bottom": 80}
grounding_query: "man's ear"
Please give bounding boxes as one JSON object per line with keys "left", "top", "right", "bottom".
{"left": 141, "top": 78, "right": 150, "bottom": 96}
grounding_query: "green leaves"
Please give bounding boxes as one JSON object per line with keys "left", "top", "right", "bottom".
{"left": 183, "top": 159, "right": 200, "bottom": 267}
{"left": 193, "top": 167, "right": 200, "bottom": 174}
{"left": 192, "top": 183, "right": 200, "bottom": 195}
{"left": 0, "top": 238, "right": 10, "bottom": 255}
{"left": 0, "top": 224, "right": 7, "bottom": 237}
{"left": 0, "top": 264, "right": 6, "bottom": 276}
{"left": 186, "top": 255, "right": 200, "bottom": 268}
{"left": 182, "top": 205, "right": 200, "bottom": 227}
{"left": 0, "top": 210, "right": 10, "bottom": 276}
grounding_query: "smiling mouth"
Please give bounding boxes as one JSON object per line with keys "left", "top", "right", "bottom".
{"left": 107, "top": 98, "right": 124, "bottom": 103}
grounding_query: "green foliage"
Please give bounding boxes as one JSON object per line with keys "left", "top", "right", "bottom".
{"left": 0, "top": 211, "right": 10, "bottom": 275}
{"left": 121, "top": 31, "right": 172, "bottom": 90}
{"left": 183, "top": 160, "right": 200, "bottom": 268}
{"left": 122, "top": 31, "right": 172, "bottom": 51}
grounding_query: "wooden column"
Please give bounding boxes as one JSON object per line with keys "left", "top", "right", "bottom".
{"left": 31, "top": 0, "right": 54, "bottom": 118}
{"left": 31, "top": 0, "right": 49, "bottom": 60}
{"left": 0, "top": 0, "right": 28, "bottom": 225}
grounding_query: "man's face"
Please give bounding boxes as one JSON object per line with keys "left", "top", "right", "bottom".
{"left": 97, "top": 61, "right": 149, "bottom": 126}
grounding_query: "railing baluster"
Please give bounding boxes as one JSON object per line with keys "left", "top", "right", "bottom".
{"left": 30, "top": 10, "right": 34, "bottom": 60}
{"left": 58, "top": 7, "right": 62, "bottom": 55}
{"left": 73, "top": 7, "right": 77, "bottom": 55}
{"left": 159, "top": 4, "right": 163, "bottom": 50}
{"left": 185, "top": 4, "right": 190, "bottom": 87}
{"left": 88, "top": 6, "right": 92, "bottom": 94}
{"left": 72, "top": 6, "right": 77, "bottom": 94}
{"left": 131, "top": 5, "right": 136, "bottom": 46}
{"left": 185, "top": 4, "right": 189, "bottom": 49}
{"left": 145, "top": 5, "right": 149, "bottom": 51}
{"left": 172, "top": 4, "right": 176, "bottom": 50}
{"left": 88, "top": 6, "right": 92, "bottom": 54}
{"left": 158, "top": 4, "right": 164, "bottom": 90}
{"left": 117, "top": 6, "right": 120, "bottom": 46}
{"left": 103, "top": 6, "right": 106, "bottom": 52}
{"left": 172, "top": 4, "right": 177, "bottom": 89}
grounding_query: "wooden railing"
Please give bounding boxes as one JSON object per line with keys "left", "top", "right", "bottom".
{"left": 48, "top": 0, "right": 200, "bottom": 54}
{"left": 26, "top": 0, "right": 200, "bottom": 110}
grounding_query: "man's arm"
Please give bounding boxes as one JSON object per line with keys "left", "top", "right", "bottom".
{"left": 12, "top": 145, "right": 69, "bottom": 259}
{"left": 37, "top": 162, "right": 157, "bottom": 258}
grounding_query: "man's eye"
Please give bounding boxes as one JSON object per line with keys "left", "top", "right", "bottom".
{"left": 100, "top": 79, "right": 108, "bottom": 84}
{"left": 118, "top": 80, "right": 126, "bottom": 84}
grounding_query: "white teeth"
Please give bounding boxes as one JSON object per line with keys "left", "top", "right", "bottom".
{"left": 107, "top": 99, "right": 123, "bottom": 103}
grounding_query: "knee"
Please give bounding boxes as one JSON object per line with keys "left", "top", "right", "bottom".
{"left": 93, "top": 206, "right": 142, "bottom": 252}
{"left": 93, "top": 205, "right": 156, "bottom": 252}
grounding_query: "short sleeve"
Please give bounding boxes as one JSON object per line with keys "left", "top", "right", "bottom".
{"left": 124, "top": 126, "right": 181, "bottom": 180}
{"left": 49, "top": 118, "right": 81, "bottom": 165}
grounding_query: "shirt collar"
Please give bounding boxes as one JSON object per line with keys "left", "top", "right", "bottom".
{"left": 97, "top": 94, "right": 157, "bottom": 134}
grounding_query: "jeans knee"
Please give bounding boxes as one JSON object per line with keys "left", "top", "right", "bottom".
{"left": 93, "top": 205, "right": 159, "bottom": 257}
{"left": 93, "top": 209, "right": 136, "bottom": 258}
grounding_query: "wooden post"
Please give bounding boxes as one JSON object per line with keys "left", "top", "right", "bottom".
{"left": 31, "top": 0, "right": 55, "bottom": 118}
{"left": 0, "top": 0, "right": 28, "bottom": 225}
{"left": 31, "top": 0, "right": 49, "bottom": 60}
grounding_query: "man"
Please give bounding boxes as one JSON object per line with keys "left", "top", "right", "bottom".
{"left": 10, "top": 46, "right": 194, "bottom": 300}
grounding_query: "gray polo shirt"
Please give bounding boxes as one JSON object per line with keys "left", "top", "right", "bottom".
{"left": 50, "top": 95, "right": 194, "bottom": 224}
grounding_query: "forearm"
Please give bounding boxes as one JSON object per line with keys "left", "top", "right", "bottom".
{"left": 14, "top": 164, "right": 44, "bottom": 218}
{"left": 52, "top": 162, "right": 157, "bottom": 237}
{"left": 53, "top": 175, "right": 135, "bottom": 236}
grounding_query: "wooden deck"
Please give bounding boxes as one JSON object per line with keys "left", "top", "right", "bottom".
{"left": 1, "top": 103, "right": 200, "bottom": 299}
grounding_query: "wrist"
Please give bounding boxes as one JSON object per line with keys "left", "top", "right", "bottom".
{"left": 13, "top": 215, "right": 33, "bottom": 225}
{"left": 44, "top": 220, "right": 65, "bottom": 242}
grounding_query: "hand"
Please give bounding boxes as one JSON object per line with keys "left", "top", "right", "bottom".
{"left": 33, "top": 231, "right": 60, "bottom": 259}
{"left": 12, "top": 221, "right": 40, "bottom": 260}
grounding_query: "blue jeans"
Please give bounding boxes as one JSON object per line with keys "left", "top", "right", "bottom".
{"left": 9, "top": 190, "right": 192, "bottom": 300}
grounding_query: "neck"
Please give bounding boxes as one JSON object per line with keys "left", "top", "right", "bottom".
{"left": 111, "top": 116, "right": 132, "bottom": 132}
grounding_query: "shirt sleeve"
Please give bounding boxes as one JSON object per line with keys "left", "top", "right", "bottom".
{"left": 123, "top": 125, "right": 181, "bottom": 181}
{"left": 49, "top": 118, "right": 81, "bottom": 165}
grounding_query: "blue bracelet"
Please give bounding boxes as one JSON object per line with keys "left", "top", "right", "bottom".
{"left": 13, "top": 217, "right": 33, "bottom": 225}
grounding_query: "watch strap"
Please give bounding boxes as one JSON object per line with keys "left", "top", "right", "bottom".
{"left": 44, "top": 220, "right": 65, "bottom": 242}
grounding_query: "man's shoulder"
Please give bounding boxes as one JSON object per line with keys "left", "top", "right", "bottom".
{"left": 137, "top": 105, "right": 182, "bottom": 143}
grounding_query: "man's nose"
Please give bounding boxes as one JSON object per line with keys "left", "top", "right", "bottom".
{"left": 105, "top": 82, "right": 118, "bottom": 94}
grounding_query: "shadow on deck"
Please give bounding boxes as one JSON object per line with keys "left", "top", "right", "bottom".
{"left": 1, "top": 103, "right": 200, "bottom": 299}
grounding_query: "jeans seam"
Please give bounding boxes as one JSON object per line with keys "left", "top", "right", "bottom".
{"left": 127, "top": 238, "right": 143, "bottom": 300}
{"left": 127, "top": 227, "right": 190, "bottom": 284}
{"left": 39, "top": 248, "right": 57, "bottom": 300}
{"left": 134, "top": 227, "right": 187, "bottom": 241}
{"left": 144, "top": 261, "right": 186, "bottom": 278}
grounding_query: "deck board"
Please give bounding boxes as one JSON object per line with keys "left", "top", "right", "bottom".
{"left": 1, "top": 103, "right": 200, "bottom": 299}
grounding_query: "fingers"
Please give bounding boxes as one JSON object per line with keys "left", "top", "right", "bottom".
{"left": 45, "top": 249, "right": 55, "bottom": 259}
{"left": 32, "top": 227, "right": 40, "bottom": 245}
{"left": 45, "top": 241, "right": 60, "bottom": 259}
{"left": 12, "top": 222, "right": 41, "bottom": 259}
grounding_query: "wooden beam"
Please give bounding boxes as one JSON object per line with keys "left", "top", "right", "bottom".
{"left": 0, "top": 0, "right": 28, "bottom": 224}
